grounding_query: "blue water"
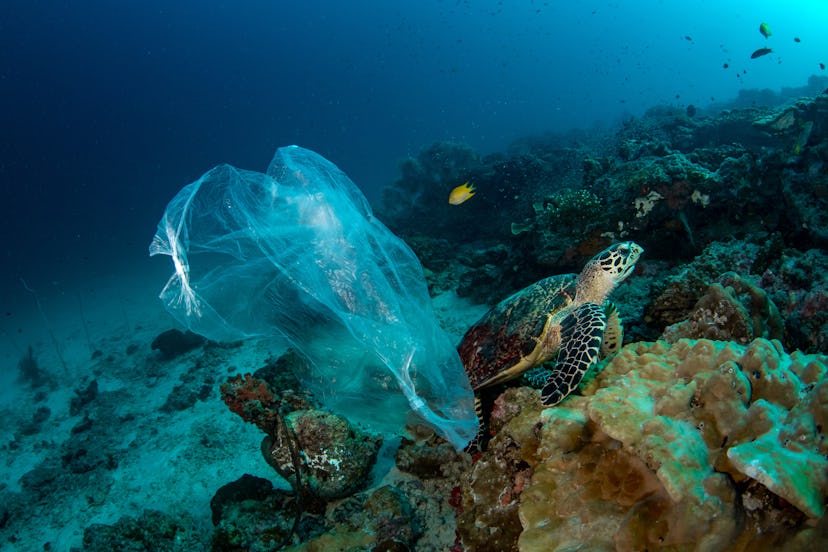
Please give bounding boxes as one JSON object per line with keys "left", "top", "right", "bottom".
{"left": 1, "top": 0, "right": 826, "bottom": 314}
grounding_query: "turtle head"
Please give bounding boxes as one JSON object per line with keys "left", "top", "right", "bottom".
{"left": 576, "top": 241, "right": 643, "bottom": 304}
{"left": 593, "top": 241, "right": 643, "bottom": 282}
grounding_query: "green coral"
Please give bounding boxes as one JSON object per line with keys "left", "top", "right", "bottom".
{"left": 538, "top": 189, "right": 602, "bottom": 227}
{"left": 513, "top": 188, "right": 602, "bottom": 237}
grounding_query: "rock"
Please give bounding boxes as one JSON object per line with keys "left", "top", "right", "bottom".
{"left": 396, "top": 432, "right": 463, "bottom": 480}
{"left": 210, "top": 474, "right": 276, "bottom": 526}
{"left": 81, "top": 509, "right": 205, "bottom": 551}
{"left": 456, "top": 387, "right": 541, "bottom": 552}
{"left": 264, "top": 409, "right": 382, "bottom": 499}
{"left": 150, "top": 329, "right": 205, "bottom": 359}
{"left": 70, "top": 380, "right": 98, "bottom": 416}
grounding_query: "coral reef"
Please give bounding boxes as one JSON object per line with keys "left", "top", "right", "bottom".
{"left": 761, "top": 247, "right": 828, "bottom": 352}
{"left": 211, "top": 475, "right": 312, "bottom": 552}
{"left": 81, "top": 89, "right": 828, "bottom": 551}
{"left": 456, "top": 388, "right": 541, "bottom": 552}
{"left": 457, "top": 338, "right": 828, "bottom": 550}
{"left": 662, "top": 271, "right": 783, "bottom": 343}
{"left": 221, "top": 373, "right": 282, "bottom": 434}
{"left": 636, "top": 236, "right": 828, "bottom": 354}
{"left": 644, "top": 238, "right": 780, "bottom": 330}
{"left": 380, "top": 92, "right": 828, "bottom": 341}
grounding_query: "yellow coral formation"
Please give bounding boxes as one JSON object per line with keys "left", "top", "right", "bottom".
{"left": 459, "top": 338, "right": 828, "bottom": 550}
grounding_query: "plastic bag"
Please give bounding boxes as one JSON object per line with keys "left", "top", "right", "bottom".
{"left": 149, "top": 145, "right": 476, "bottom": 449}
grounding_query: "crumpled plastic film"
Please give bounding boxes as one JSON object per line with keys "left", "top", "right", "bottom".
{"left": 149, "top": 145, "right": 476, "bottom": 449}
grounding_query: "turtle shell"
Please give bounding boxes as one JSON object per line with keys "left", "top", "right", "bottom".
{"left": 458, "top": 273, "right": 578, "bottom": 390}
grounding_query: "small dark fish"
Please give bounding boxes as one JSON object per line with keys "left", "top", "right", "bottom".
{"left": 794, "top": 37, "right": 801, "bottom": 43}
{"left": 684, "top": 35, "right": 692, "bottom": 41}
{"left": 821, "top": 63, "right": 826, "bottom": 70}
{"left": 723, "top": 62, "right": 729, "bottom": 69}
{"left": 751, "top": 47, "right": 772, "bottom": 59}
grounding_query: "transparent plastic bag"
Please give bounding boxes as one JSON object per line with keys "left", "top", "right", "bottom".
{"left": 150, "top": 146, "right": 476, "bottom": 449}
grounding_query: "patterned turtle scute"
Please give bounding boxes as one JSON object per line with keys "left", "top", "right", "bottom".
{"left": 457, "top": 274, "right": 577, "bottom": 389}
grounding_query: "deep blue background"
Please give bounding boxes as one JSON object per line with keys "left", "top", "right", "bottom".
{"left": 1, "top": 0, "right": 826, "bottom": 310}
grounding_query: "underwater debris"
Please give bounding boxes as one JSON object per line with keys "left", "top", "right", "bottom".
{"left": 151, "top": 146, "right": 477, "bottom": 449}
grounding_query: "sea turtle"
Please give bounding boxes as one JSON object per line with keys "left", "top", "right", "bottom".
{"left": 457, "top": 241, "right": 643, "bottom": 446}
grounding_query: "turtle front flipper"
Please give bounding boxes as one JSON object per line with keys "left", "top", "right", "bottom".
{"left": 600, "top": 302, "right": 623, "bottom": 358}
{"left": 541, "top": 302, "right": 606, "bottom": 406}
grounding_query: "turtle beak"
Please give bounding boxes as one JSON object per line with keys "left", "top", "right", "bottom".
{"left": 616, "top": 242, "right": 643, "bottom": 280}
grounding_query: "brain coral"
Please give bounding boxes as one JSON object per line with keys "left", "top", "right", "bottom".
{"left": 459, "top": 338, "right": 828, "bottom": 551}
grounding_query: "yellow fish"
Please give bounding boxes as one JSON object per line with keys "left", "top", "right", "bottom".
{"left": 448, "top": 182, "right": 476, "bottom": 205}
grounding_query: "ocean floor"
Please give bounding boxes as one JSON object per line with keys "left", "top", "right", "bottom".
{"left": 0, "top": 263, "right": 487, "bottom": 551}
